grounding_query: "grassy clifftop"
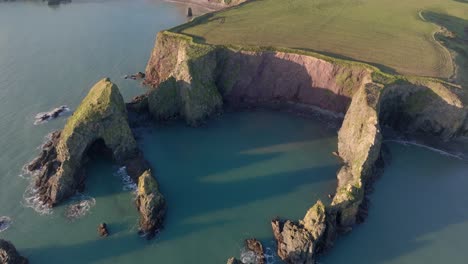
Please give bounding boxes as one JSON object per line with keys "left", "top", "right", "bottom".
{"left": 175, "top": 0, "right": 468, "bottom": 82}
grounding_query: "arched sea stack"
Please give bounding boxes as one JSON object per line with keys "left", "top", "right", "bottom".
{"left": 27, "top": 78, "right": 166, "bottom": 238}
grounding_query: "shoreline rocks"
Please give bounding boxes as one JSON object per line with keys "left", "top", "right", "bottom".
{"left": 272, "top": 201, "right": 327, "bottom": 264}
{"left": 0, "top": 240, "right": 28, "bottom": 264}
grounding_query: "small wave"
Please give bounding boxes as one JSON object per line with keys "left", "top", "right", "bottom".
{"left": 0, "top": 216, "right": 12, "bottom": 232}
{"left": 240, "top": 246, "right": 278, "bottom": 264}
{"left": 115, "top": 166, "right": 137, "bottom": 192}
{"left": 22, "top": 184, "right": 52, "bottom": 215}
{"left": 34, "top": 105, "right": 71, "bottom": 125}
{"left": 65, "top": 195, "right": 96, "bottom": 221}
{"left": 386, "top": 139, "right": 464, "bottom": 160}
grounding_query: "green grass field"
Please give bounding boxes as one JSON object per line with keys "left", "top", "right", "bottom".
{"left": 175, "top": 0, "right": 468, "bottom": 81}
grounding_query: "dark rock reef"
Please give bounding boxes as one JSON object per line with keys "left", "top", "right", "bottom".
{"left": 0, "top": 240, "right": 28, "bottom": 264}
{"left": 27, "top": 78, "right": 166, "bottom": 239}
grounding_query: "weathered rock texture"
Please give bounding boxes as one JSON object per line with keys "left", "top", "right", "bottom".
{"left": 27, "top": 78, "right": 166, "bottom": 239}
{"left": 136, "top": 170, "right": 166, "bottom": 238}
{"left": 144, "top": 31, "right": 372, "bottom": 125}
{"left": 272, "top": 201, "right": 327, "bottom": 264}
{"left": 143, "top": 30, "right": 468, "bottom": 262}
{"left": 0, "top": 240, "right": 28, "bottom": 264}
{"left": 28, "top": 78, "right": 138, "bottom": 205}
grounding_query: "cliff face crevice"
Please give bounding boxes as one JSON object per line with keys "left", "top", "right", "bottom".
{"left": 144, "top": 32, "right": 372, "bottom": 125}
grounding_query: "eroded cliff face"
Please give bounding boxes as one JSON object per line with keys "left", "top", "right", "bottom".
{"left": 144, "top": 31, "right": 372, "bottom": 125}
{"left": 143, "top": 30, "right": 468, "bottom": 263}
{"left": 27, "top": 78, "right": 166, "bottom": 239}
{"left": 332, "top": 83, "right": 383, "bottom": 228}
{"left": 379, "top": 81, "right": 468, "bottom": 140}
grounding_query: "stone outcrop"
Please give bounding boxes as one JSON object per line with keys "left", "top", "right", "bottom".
{"left": 27, "top": 78, "right": 166, "bottom": 239}
{"left": 136, "top": 170, "right": 166, "bottom": 239}
{"left": 244, "top": 239, "right": 265, "bottom": 264}
{"left": 0, "top": 240, "right": 28, "bottom": 264}
{"left": 144, "top": 31, "right": 372, "bottom": 125}
{"left": 271, "top": 201, "right": 327, "bottom": 264}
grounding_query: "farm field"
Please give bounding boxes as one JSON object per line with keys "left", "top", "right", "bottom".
{"left": 176, "top": 0, "right": 468, "bottom": 81}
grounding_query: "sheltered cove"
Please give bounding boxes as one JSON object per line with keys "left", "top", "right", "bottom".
{"left": 24, "top": 1, "right": 468, "bottom": 264}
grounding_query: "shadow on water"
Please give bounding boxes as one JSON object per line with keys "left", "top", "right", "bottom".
{"left": 321, "top": 144, "right": 468, "bottom": 263}
{"left": 139, "top": 111, "right": 339, "bottom": 243}
{"left": 23, "top": 233, "right": 143, "bottom": 263}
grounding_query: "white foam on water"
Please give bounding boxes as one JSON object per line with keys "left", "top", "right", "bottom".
{"left": 240, "top": 246, "right": 279, "bottom": 264}
{"left": 386, "top": 139, "right": 464, "bottom": 160}
{"left": 34, "top": 106, "right": 71, "bottom": 125}
{"left": 65, "top": 194, "right": 96, "bottom": 221}
{"left": 0, "top": 216, "right": 12, "bottom": 232}
{"left": 115, "top": 166, "right": 137, "bottom": 192}
{"left": 22, "top": 184, "right": 53, "bottom": 215}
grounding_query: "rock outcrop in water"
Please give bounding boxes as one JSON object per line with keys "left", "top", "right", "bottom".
{"left": 136, "top": 170, "right": 166, "bottom": 238}
{"left": 143, "top": 30, "right": 468, "bottom": 262}
{"left": 0, "top": 240, "right": 28, "bottom": 264}
{"left": 27, "top": 78, "right": 166, "bottom": 239}
{"left": 271, "top": 201, "right": 327, "bottom": 263}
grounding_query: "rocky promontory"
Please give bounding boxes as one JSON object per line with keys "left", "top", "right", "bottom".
{"left": 143, "top": 30, "right": 468, "bottom": 262}
{"left": 0, "top": 240, "right": 28, "bottom": 264}
{"left": 27, "top": 78, "right": 166, "bottom": 239}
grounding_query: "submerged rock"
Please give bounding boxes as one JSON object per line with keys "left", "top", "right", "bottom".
{"left": 0, "top": 240, "right": 28, "bottom": 264}
{"left": 136, "top": 170, "right": 166, "bottom": 239}
{"left": 0, "top": 216, "right": 12, "bottom": 232}
{"left": 34, "top": 105, "right": 70, "bottom": 125}
{"left": 98, "top": 223, "right": 109, "bottom": 237}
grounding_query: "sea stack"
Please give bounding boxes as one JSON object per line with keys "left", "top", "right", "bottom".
{"left": 187, "top": 7, "right": 193, "bottom": 17}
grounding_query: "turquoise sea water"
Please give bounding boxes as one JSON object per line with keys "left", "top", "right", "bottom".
{"left": 0, "top": 1, "right": 467, "bottom": 263}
